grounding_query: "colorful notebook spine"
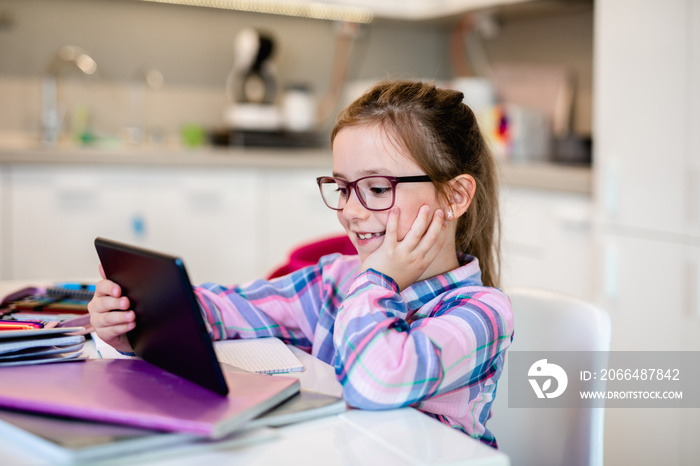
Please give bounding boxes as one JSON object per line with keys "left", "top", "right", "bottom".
{"left": 45, "top": 283, "right": 96, "bottom": 301}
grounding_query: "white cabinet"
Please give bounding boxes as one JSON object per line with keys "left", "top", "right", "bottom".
{"left": 7, "top": 165, "right": 262, "bottom": 284}
{"left": 9, "top": 165, "right": 144, "bottom": 280}
{"left": 260, "top": 168, "right": 345, "bottom": 275}
{"left": 597, "top": 234, "right": 686, "bottom": 352}
{"left": 596, "top": 233, "right": 688, "bottom": 466}
{"left": 595, "top": 0, "right": 690, "bottom": 236}
{"left": 595, "top": 0, "right": 699, "bottom": 347}
{"left": 690, "top": 0, "right": 700, "bottom": 238}
{"left": 500, "top": 186, "right": 593, "bottom": 300}
{"left": 4, "top": 163, "right": 341, "bottom": 285}
{"left": 130, "top": 167, "right": 261, "bottom": 285}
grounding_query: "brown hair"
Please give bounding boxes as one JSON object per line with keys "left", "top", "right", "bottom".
{"left": 331, "top": 80, "right": 501, "bottom": 287}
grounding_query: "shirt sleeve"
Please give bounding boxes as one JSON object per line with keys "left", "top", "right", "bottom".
{"left": 333, "top": 268, "right": 513, "bottom": 410}
{"left": 192, "top": 255, "right": 338, "bottom": 351}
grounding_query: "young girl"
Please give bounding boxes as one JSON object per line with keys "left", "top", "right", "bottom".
{"left": 88, "top": 80, "right": 514, "bottom": 448}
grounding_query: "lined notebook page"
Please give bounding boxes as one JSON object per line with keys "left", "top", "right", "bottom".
{"left": 213, "top": 337, "right": 304, "bottom": 374}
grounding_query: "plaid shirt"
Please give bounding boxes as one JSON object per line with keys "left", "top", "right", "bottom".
{"left": 194, "top": 253, "right": 513, "bottom": 447}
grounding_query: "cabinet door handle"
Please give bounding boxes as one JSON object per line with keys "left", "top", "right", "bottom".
{"left": 131, "top": 213, "right": 146, "bottom": 239}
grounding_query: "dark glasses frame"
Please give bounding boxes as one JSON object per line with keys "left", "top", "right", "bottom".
{"left": 316, "top": 175, "right": 433, "bottom": 212}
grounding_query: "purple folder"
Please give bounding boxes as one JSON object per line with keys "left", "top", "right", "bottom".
{"left": 0, "top": 359, "right": 299, "bottom": 439}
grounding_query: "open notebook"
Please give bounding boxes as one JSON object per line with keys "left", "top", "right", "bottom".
{"left": 213, "top": 338, "right": 304, "bottom": 374}
{"left": 93, "top": 335, "right": 304, "bottom": 375}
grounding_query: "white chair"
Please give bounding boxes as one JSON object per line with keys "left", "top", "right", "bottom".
{"left": 488, "top": 287, "right": 612, "bottom": 466}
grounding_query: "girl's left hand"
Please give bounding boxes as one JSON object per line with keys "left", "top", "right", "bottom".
{"left": 360, "top": 205, "right": 447, "bottom": 290}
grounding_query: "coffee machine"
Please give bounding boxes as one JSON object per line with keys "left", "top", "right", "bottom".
{"left": 224, "top": 28, "right": 282, "bottom": 131}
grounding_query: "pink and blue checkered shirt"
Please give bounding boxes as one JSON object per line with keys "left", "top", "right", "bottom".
{"left": 194, "top": 253, "right": 514, "bottom": 447}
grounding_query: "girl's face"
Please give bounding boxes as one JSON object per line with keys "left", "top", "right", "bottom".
{"left": 332, "top": 124, "right": 444, "bottom": 262}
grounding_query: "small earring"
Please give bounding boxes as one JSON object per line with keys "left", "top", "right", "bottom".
{"left": 446, "top": 210, "right": 454, "bottom": 219}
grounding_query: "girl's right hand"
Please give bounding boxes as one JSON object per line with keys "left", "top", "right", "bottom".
{"left": 87, "top": 264, "right": 136, "bottom": 354}
{"left": 360, "top": 205, "right": 447, "bottom": 291}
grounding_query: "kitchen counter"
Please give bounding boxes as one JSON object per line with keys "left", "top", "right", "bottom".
{"left": 498, "top": 160, "right": 592, "bottom": 195}
{"left": 0, "top": 146, "right": 592, "bottom": 194}
{"left": 0, "top": 146, "right": 335, "bottom": 170}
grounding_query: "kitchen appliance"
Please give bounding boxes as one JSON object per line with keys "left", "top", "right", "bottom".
{"left": 224, "top": 28, "right": 282, "bottom": 131}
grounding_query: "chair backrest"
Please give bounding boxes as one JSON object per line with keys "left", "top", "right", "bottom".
{"left": 266, "top": 234, "right": 356, "bottom": 279}
{"left": 488, "top": 288, "right": 612, "bottom": 466}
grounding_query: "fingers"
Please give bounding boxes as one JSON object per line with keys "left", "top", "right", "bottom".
{"left": 88, "top": 278, "right": 134, "bottom": 337}
{"left": 361, "top": 204, "right": 448, "bottom": 290}
{"left": 88, "top": 296, "right": 133, "bottom": 327}
{"left": 90, "top": 280, "right": 128, "bottom": 311}
{"left": 403, "top": 206, "right": 447, "bottom": 259}
{"left": 90, "top": 311, "right": 136, "bottom": 326}
{"left": 418, "top": 209, "right": 447, "bottom": 258}
{"left": 87, "top": 276, "right": 136, "bottom": 354}
{"left": 94, "top": 278, "right": 121, "bottom": 298}
{"left": 93, "top": 317, "right": 136, "bottom": 355}
{"left": 399, "top": 205, "right": 434, "bottom": 248}
{"left": 92, "top": 296, "right": 129, "bottom": 316}
{"left": 384, "top": 207, "right": 400, "bottom": 245}
{"left": 89, "top": 303, "right": 135, "bottom": 350}
{"left": 98, "top": 263, "right": 106, "bottom": 280}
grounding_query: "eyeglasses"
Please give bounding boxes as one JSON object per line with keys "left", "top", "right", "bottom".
{"left": 316, "top": 175, "right": 433, "bottom": 212}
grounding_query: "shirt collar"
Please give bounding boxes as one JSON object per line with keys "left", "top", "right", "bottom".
{"left": 400, "top": 254, "right": 483, "bottom": 312}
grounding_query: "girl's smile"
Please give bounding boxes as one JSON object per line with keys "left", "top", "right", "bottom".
{"left": 353, "top": 230, "right": 386, "bottom": 250}
{"left": 356, "top": 231, "right": 385, "bottom": 241}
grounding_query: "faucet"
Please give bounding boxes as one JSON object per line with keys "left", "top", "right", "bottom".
{"left": 41, "top": 46, "right": 97, "bottom": 147}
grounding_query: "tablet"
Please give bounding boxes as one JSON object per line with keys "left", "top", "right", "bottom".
{"left": 94, "top": 237, "right": 228, "bottom": 396}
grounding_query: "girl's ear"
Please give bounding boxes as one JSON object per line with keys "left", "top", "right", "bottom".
{"left": 448, "top": 174, "right": 476, "bottom": 217}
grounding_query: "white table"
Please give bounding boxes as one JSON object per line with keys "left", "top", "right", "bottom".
{"left": 0, "top": 281, "right": 510, "bottom": 466}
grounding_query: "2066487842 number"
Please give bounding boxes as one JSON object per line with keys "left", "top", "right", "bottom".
{"left": 600, "top": 368, "right": 680, "bottom": 381}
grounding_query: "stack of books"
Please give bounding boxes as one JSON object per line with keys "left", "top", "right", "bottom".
{"left": 0, "top": 337, "right": 346, "bottom": 464}
{"left": 0, "top": 283, "right": 92, "bottom": 367}
{"left": 0, "top": 387, "right": 346, "bottom": 464}
{"left": 0, "top": 283, "right": 93, "bottom": 323}
{"left": 0, "top": 326, "right": 87, "bottom": 367}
